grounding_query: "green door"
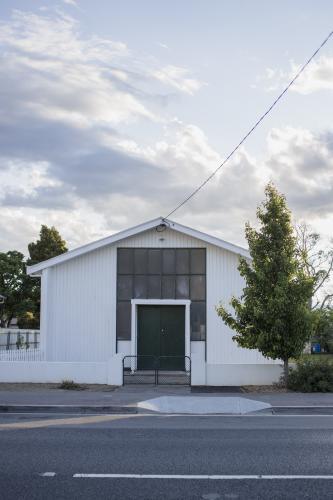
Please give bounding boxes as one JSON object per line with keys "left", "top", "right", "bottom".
{"left": 137, "top": 305, "right": 185, "bottom": 370}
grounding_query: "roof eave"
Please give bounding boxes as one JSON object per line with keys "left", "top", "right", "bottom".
{"left": 26, "top": 216, "right": 250, "bottom": 275}
{"left": 26, "top": 217, "right": 164, "bottom": 275}
{"left": 166, "top": 219, "right": 250, "bottom": 258}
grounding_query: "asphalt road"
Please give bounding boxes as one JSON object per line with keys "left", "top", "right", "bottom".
{"left": 0, "top": 413, "right": 333, "bottom": 499}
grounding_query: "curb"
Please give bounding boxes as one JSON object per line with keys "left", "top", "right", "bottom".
{"left": 0, "top": 405, "right": 137, "bottom": 414}
{"left": 272, "top": 406, "right": 333, "bottom": 415}
{"left": 1, "top": 404, "right": 332, "bottom": 416}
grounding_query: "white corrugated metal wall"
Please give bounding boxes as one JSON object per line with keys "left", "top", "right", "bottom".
{"left": 45, "top": 245, "right": 116, "bottom": 361}
{"left": 43, "top": 226, "right": 275, "bottom": 365}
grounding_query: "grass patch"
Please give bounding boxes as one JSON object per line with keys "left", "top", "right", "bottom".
{"left": 58, "top": 379, "right": 84, "bottom": 390}
{"left": 300, "top": 353, "right": 333, "bottom": 364}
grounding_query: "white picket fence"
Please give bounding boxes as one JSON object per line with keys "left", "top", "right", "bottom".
{"left": 0, "top": 348, "right": 43, "bottom": 362}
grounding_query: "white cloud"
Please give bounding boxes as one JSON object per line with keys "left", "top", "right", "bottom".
{"left": 265, "top": 126, "right": 333, "bottom": 215}
{"left": 258, "top": 55, "right": 333, "bottom": 94}
{"left": 0, "top": 9, "right": 204, "bottom": 133}
{"left": 0, "top": 202, "right": 108, "bottom": 254}
{"left": 152, "top": 65, "right": 205, "bottom": 95}
{"left": 1, "top": 121, "right": 333, "bottom": 253}
{"left": 62, "top": 0, "right": 79, "bottom": 7}
{"left": 0, "top": 160, "right": 61, "bottom": 200}
{"left": 157, "top": 42, "right": 169, "bottom": 50}
{"left": 0, "top": 8, "right": 332, "bottom": 255}
{"left": 0, "top": 11, "right": 156, "bottom": 128}
{"left": 290, "top": 56, "right": 333, "bottom": 94}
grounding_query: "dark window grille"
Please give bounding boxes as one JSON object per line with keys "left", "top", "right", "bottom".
{"left": 116, "top": 248, "right": 206, "bottom": 341}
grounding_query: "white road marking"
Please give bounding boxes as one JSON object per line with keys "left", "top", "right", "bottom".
{"left": 40, "top": 472, "right": 56, "bottom": 477}
{"left": 73, "top": 474, "right": 333, "bottom": 480}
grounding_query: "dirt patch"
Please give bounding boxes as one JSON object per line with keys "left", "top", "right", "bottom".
{"left": 242, "top": 385, "right": 289, "bottom": 393}
{"left": 0, "top": 383, "right": 116, "bottom": 392}
{"left": 191, "top": 386, "right": 243, "bottom": 393}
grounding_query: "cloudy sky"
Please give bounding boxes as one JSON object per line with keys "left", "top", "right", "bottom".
{"left": 0, "top": 0, "right": 332, "bottom": 254}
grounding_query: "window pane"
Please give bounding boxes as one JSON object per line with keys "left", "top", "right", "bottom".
{"left": 176, "top": 249, "right": 189, "bottom": 274}
{"left": 162, "top": 249, "right": 175, "bottom": 274}
{"left": 116, "top": 302, "right": 131, "bottom": 340}
{"left": 148, "top": 275, "right": 161, "bottom": 298}
{"left": 176, "top": 276, "right": 189, "bottom": 299}
{"left": 117, "top": 249, "right": 133, "bottom": 274}
{"left": 162, "top": 276, "right": 175, "bottom": 298}
{"left": 148, "top": 249, "right": 161, "bottom": 274}
{"left": 190, "top": 302, "right": 206, "bottom": 340}
{"left": 134, "top": 249, "right": 147, "bottom": 274}
{"left": 133, "top": 276, "right": 147, "bottom": 298}
{"left": 190, "top": 276, "right": 206, "bottom": 300}
{"left": 117, "top": 276, "right": 133, "bottom": 300}
{"left": 190, "top": 249, "right": 206, "bottom": 274}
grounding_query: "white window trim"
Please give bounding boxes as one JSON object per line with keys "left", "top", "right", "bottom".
{"left": 130, "top": 299, "right": 191, "bottom": 365}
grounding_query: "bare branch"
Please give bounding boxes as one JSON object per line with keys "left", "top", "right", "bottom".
{"left": 319, "top": 294, "right": 333, "bottom": 310}
{"left": 295, "top": 221, "right": 333, "bottom": 309}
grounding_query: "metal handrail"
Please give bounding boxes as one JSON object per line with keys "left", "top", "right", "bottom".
{"left": 156, "top": 356, "right": 191, "bottom": 385}
{"left": 122, "top": 355, "right": 191, "bottom": 386}
{"left": 122, "top": 355, "right": 158, "bottom": 369}
{"left": 122, "top": 355, "right": 159, "bottom": 385}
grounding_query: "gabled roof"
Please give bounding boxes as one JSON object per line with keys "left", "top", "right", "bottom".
{"left": 27, "top": 217, "right": 250, "bottom": 276}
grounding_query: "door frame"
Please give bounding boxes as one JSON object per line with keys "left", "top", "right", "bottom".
{"left": 131, "top": 299, "right": 191, "bottom": 368}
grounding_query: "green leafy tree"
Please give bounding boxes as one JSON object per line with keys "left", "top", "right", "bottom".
{"left": 0, "top": 251, "right": 35, "bottom": 327}
{"left": 27, "top": 225, "right": 68, "bottom": 266}
{"left": 26, "top": 225, "right": 68, "bottom": 328}
{"left": 217, "top": 184, "right": 315, "bottom": 382}
{"left": 311, "top": 308, "right": 333, "bottom": 353}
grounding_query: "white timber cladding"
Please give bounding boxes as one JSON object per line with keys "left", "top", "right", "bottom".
{"left": 45, "top": 245, "right": 116, "bottom": 362}
{"left": 42, "top": 225, "right": 276, "bottom": 365}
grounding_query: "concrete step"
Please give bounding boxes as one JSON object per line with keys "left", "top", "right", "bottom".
{"left": 123, "top": 370, "right": 190, "bottom": 385}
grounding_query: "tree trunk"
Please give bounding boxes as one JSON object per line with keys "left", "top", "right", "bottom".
{"left": 5, "top": 314, "right": 13, "bottom": 328}
{"left": 283, "top": 359, "right": 289, "bottom": 386}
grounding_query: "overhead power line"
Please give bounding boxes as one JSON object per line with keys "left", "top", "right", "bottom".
{"left": 164, "top": 29, "right": 333, "bottom": 220}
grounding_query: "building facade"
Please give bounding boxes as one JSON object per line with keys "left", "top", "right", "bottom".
{"left": 26, "top": 217, "right": 282, "bottom": 385}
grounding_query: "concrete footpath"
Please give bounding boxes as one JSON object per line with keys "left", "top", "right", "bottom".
{"left": 0, "top": 385, "right": 332, "bottom": 414}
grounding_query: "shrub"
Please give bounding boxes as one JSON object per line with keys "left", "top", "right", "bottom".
{"left": 327, "top": 340, "right": 333, "bottom": 354}
{"left": 288, "top": 358, "right": 333, "bottom": 392}
{"left": 58, "top": 379, "right": 83, "bottom": 390}
{"left": 17, "top": 311, "right": 40, "bottom": 329}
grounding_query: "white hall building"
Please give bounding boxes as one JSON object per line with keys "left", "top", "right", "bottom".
{"left": 17, "top": 217, "right": 280, "bottom": 386}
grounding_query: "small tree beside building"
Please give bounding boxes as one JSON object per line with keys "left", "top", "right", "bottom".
{"left": 0, "top": 225, "right": 68, "bottom": 329}
{"left": 217, "top": 184, "right": 315, "bottom": 383}
{"left": 24, "top": 225, "right": 68, "bottom": 328}
{"left": 27, "top": 225, "right": 68, "bottom": 267}
{"left": 0, "top": 251, "right": 34, "bottom": 328}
